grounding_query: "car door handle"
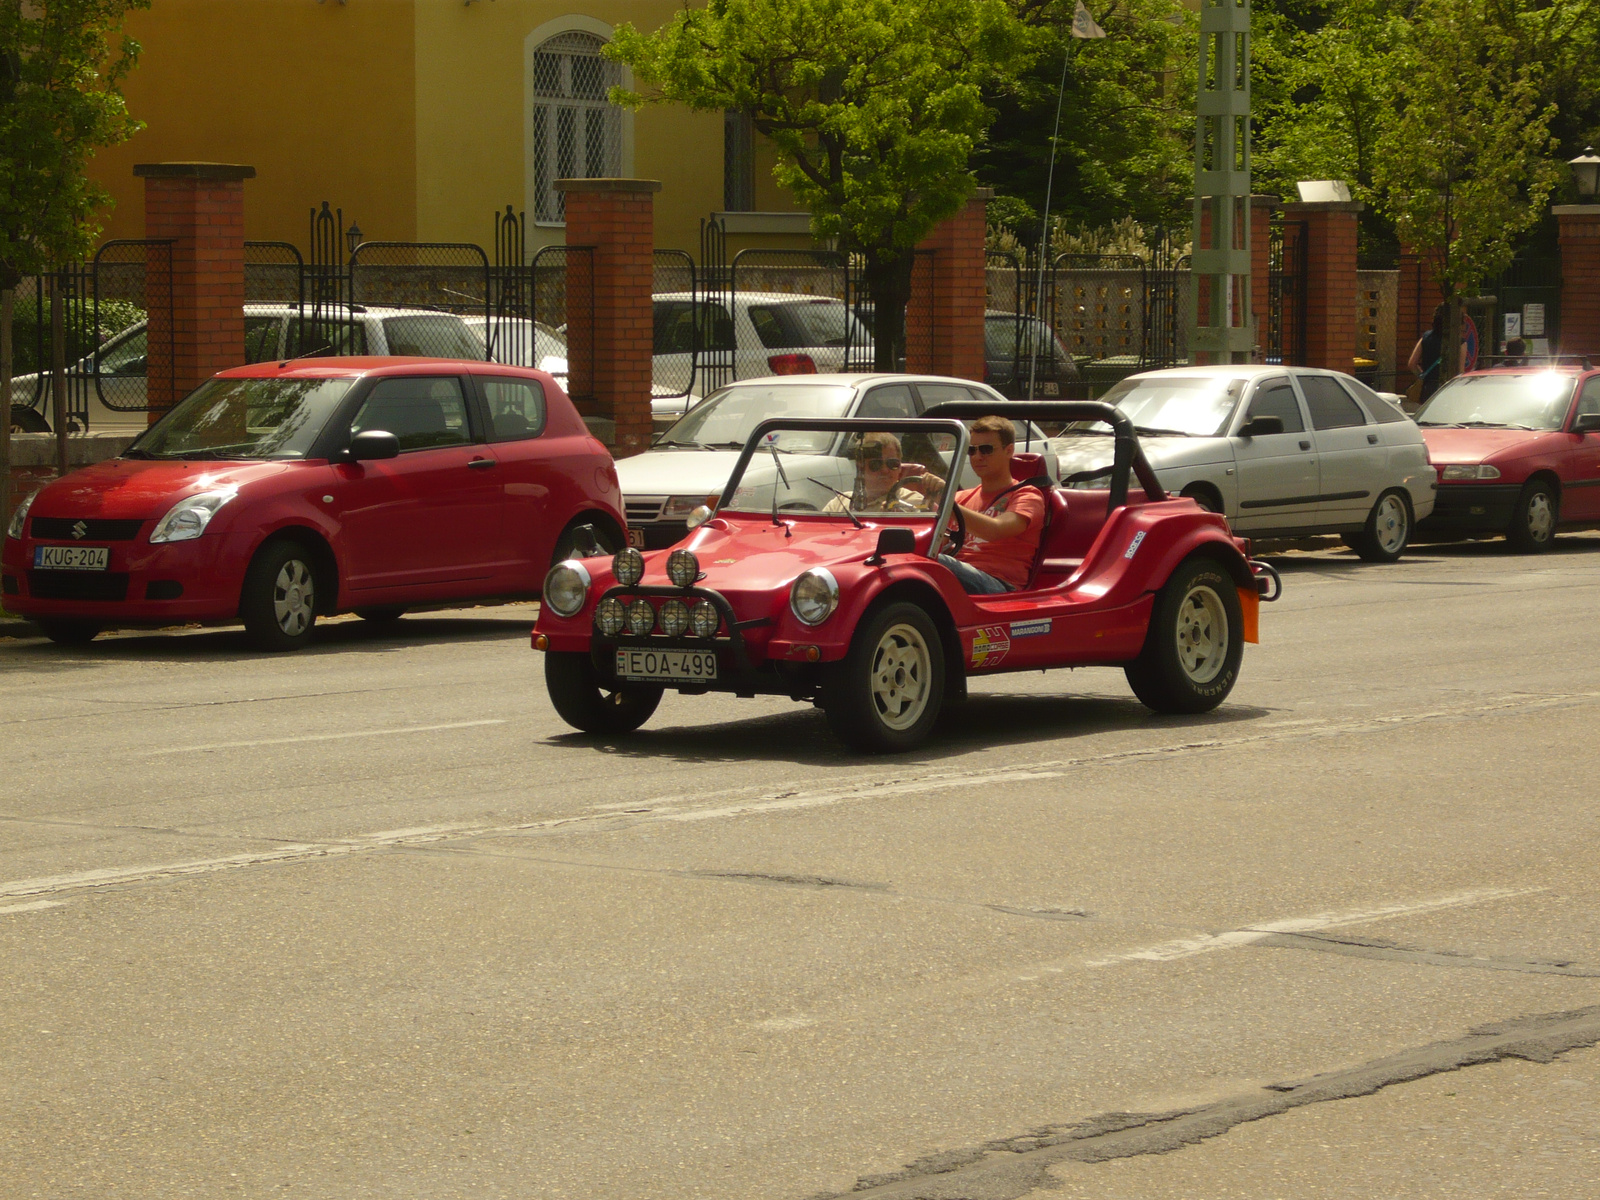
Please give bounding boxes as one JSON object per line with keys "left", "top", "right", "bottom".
{"left": 1299, "top": 440, "right": 1311, "bottom": 451}
{"left": 1367, "top": 433, "right": 1379, "bottom": 444}
{"left": 467, "top": 458, "right": 497, "bottom": 469}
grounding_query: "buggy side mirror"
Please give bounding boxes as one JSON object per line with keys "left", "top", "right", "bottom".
{"left": 865, "top": 527, "right": 917, "bottom": 565}
{"left": 1239, "top": 415, "right": 1285, "bottom": 438}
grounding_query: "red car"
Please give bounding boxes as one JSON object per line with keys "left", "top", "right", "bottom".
{"left": 533, "top": 401, "right": 1280, "bottom": 753}
{"left": 3, "top": 358, "right": 624, "bottom": 649}
{"left": 1416, "top": 362, "right": 1600, "bottom": 551}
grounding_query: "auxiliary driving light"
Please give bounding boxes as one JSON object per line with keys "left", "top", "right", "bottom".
{"left": 627, "top": 598, "right": 656, "bottom": 636}
{"left": 659, "top": 598, "right": 690, "bottom": 637}
{"left": 690, "top": 599, "right": 720, "bottom": 638}
{"left": 666, "top": 548, "right": 701, "bottom": 588}
{"left": 595, "top": 596, "right": 626, "bottom": 637}
{"left": 613, "top": 547, "right": 646, "bottom": 587}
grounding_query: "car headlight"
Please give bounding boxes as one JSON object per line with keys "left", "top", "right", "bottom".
{"left": 5, "top": 491, "right": 36, "bottom": 540}
{"left": 666, "top": 548, "right": 700, "bottom": 588}
{"left": 663, "top": 495, "right": 707, "bottom": 518}
{"left": 149, "top": 488, "right": 238, "bottom": 543}
{"left": 595, "top": 596, "right": 626, "bottom": 636}
{"left": 659, "top": 598, "right": 690, "bottom": 637}
{"left": 690, "top": 599, "right": 720, "bottom": 638}
{"left": 790, "top": 568, "right": 839, "bottom": 626}
{"left": 613, "top": 547, "right": 645, "bottom": 587}
{"left": 542, "top": 560, "right": 591, "bottom": 617}
{"left": 1440, "top": 464, "right": 1502, "bottom": 481}
{"left": 686, "top": 504, "right": 713, "bottom": 531}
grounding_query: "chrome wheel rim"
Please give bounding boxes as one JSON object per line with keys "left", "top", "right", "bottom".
{"left": 870, "top": 622, "right": 932, "bottom": 731}
{"left": 1176, "top": 585, "right": 1228, "bottom": 684}
{"left": 273, "top": 559, "right": 314, "bottom": 637}
{"left": 1375, "top": 494, "right": 1408, "bottom": 555}
{"left": 1525, "top": 491, "right": 1555, "bottom": 541}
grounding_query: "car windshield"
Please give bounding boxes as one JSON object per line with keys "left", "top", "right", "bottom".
{"left": 658, "top": 383, "right": 857, "bottom": 452}
{"left": 1416, "top": 372, "right": 1576, "bottom": 430}
{"left": 745, "top": 300, "right": 863, "bottom": 349}
{"left": 1093, "top": 375, "right": 1245, "bottom": 437}
{"left": 126, "top": 377, "right": 353, "bottom": 460}
{"left": 720, "top": 421, "right": 959, "bottom": 520}
{"left": 984, "top": 316, "right": 1071, "bottom": 368}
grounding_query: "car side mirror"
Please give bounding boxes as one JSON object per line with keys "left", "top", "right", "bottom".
{"left": 865, "top": 527, "right": 917, "bottom": 565}
{"left": 345, "top": 429, "right": 400, "bottom": 462}
{"left": 1573, "top": 412, "right": 1600, "bottom": 435}
{"left": 1239, "top": 415, "right": 1285, "bottom": 438}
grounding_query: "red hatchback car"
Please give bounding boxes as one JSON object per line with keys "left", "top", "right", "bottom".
{"left": 3, "top": 358, "right": 624, "bottom": 648}
{"left": 1415, "top": 363, "right": 1600, "bottom": 551}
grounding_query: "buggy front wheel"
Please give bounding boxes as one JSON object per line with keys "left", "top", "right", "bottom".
{"left": 544, "top": 650, "right": 662, "bottom": 735}
{"left": 821, "top": 601, "right": 945, "bottom": 753}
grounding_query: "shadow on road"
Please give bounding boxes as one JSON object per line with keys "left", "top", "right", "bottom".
{"left": 545, "top": 688, "right": 1276, "bottom": 768}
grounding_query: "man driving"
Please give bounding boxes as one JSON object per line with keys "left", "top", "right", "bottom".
{"left": 938, "top": 415, "right": 1045, "bottom": 594}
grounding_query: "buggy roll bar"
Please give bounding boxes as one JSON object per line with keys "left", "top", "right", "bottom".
{"left": 922, "top": 399, "right": 1168, "bottom": 514}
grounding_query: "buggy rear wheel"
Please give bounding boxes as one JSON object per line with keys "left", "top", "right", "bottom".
{"left": 544, "top": 650, "right": 662, "bottom": 735}
{"left": 1124, "top": 556, "right": 1243, "bottom": 714}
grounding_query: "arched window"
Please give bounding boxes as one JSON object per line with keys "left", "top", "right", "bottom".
{"left": 530, "top": 31, "right": 623, "bottom": 225}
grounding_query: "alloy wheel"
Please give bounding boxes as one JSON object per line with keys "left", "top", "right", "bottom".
{"left": 1175, "top": 584, "right": 1228, "bottom": 684}
{"left": 870, "top": 622, "right": 932, "bottom": 731}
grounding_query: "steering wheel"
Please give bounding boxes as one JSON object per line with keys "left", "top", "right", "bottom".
{"left": 943, "top": 503, "right": 967, "bottom": 556}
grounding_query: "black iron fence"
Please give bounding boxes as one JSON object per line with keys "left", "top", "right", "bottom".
{"left": 1267, "top": 220, "right": 1308, "bottom": 367}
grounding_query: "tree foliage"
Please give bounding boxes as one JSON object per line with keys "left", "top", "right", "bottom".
{"left": 608, "top": 0, "right": 1031, "bottom": 368}
{"left": 0, "top": 0, "right": 147, "bottom": 288}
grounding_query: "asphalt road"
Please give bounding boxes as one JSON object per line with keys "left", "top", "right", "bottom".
{"left": 2, "top": 535, "right": 1598, "bottom": 1199}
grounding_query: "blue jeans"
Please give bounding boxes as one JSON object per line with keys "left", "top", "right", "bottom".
{"left": 937, "top": 554, "right": 1013, "bottom": 595}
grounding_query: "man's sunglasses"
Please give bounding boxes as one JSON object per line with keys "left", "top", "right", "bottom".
{"left": 862, "top": 457, "right": 902, "bottom": 471}
{"left": 966, "top": 443, "right": 1001, "bottom": 457}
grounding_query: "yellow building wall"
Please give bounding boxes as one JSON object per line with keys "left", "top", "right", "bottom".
{"left": 91, "top": 0, "right": 419, "bottom": 248}
{"left": 89, "top": 0, "right": 802, "bottom": 257}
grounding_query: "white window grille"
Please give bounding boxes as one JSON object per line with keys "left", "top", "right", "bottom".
{"left": 531, "top": 32, "right": 623, "bottom": 226}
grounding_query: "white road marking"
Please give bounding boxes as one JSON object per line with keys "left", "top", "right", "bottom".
{"left": 141, "top": 720, "right": 506, "bottom": 756}
{"left": 755, "top": 1015, "right": 817, "bottom": 1031}
{"left": 1085, "top": 888, "right": 1542, "bottom": 967}
{"left": 0, "top": 899, "right": 66, "bottom": 914}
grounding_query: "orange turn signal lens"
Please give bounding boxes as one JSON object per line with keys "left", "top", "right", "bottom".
{"left": 532, "top": 633, "right": 549, "bottom": 651}
{"left": 803, "top": 645, "right": 820, "bottom": 662}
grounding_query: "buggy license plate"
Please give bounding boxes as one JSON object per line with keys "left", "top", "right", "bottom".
{"left": 615, "top": 647, "right": 718, "bottom": 682}
{"left": 33, "top": 545, "right": 109, "bottom": 571}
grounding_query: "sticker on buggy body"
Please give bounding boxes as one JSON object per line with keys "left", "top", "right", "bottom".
{"left": 1009, "top": 618, "right": 1051, "bottom": 639}
{"left": 970, "top": 625, "right": 1009, "bottom": 669}
{"left": 1124, "top": 530, "right": 1147, "bottom": 559}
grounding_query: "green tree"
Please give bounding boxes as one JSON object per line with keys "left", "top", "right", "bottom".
{"left": 608, "top": 0, "right": 1031, "bottom": 369}
{"left": 1372, "top": 0, "right": 1560, "bottom": 381}
{"left": 1, "top": 0, "right": 146, "bottom": 531}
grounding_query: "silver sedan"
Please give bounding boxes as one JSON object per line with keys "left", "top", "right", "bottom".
{"left": 1051, "top": 365, "right": 1436, "bottom": 561}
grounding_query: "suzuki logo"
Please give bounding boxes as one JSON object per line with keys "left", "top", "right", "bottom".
{"left": 71, "top": 520, "right": 88, "bottom": 540}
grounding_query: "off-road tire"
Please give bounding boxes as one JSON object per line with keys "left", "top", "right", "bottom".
{"left": 240, "top": 540, "right": 320, "bottom": 652}
{"left": 544, "top": 650, "right": 663, "bottom": 735}
{"left": 1124, "top": 556, "right": 1244, "bottom": 714}
{"left": 1506, "top": 479, "right": 1558, "bottom": 553}
{"left": 1345, "top": 489, "right": 1411, "bottom": 563}
{"left": 37, "top": 619, "right": 103, "bottom": 646}
{"left": 821, "top": 601, "right": 945, "bottom": 753}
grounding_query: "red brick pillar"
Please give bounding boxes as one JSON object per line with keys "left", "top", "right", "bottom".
{"left": 556, "top": 179, "right": 659, "bottom": 457}
{"left": 1555, "top": 206, "right": 1600, "bottom": 358}
{"left": 1250, "top": 195, "right": 1278, "bottom": 360}
{"left": 906, "top": 189, "right": 989, "bottom": 380}
{"left": 1280, "top": 199, "right": 1362, "bottom": 372}
{"left": 134, "top": 163, "right": 254, "bottom": 423}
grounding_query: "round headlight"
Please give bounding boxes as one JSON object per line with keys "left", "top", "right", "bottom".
{"left": 686, "top": 505, "right": 713, "bottom": 531}
{"left": 613, "top": 547, "right": 645, "bottom": 587}
{"left": 542, "top": 560, "right": 591, "bottom": 618}
{"left": 789, "top": 568, "right": 839, "bottom": 626}
{"left": 690, "top": 599, "right": 720, "bottom": 638}
{"left": 659, "top": 598, "right": 690, "bottom": 637}
{"left": 666, "top": 548, "right": 700, "bottom": 588}
{"left": 627, "top": 598, "right": 656, "bottom": 636}
{"left": 595, "top": 596, "right": 626, "bottom": 637}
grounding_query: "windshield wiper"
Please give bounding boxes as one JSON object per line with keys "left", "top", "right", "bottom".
{"left": 805, "top": 478, "right": 865, "bottom": 529}
{"left": 768, "top": 442, "right": 791, "bottom": 530}
{"left": 120, "top": 447, "right": 155, "bottom": 459}
{"left": 1134, "top": 425, "right": 1192, "bottom": 437}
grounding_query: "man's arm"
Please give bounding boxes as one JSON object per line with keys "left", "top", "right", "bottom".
{"left": 957, "top": 502, "right": 1027, "bottom": 542}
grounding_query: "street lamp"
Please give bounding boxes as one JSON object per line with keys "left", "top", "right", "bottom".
{"left": 345, "top": 221, "right": 364, "bottom": 257}
{"left": 1570, "top": 147, "right": 1600, "bottom": 200}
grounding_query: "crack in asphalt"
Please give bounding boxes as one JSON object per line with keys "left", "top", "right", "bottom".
{"left": 824, "top": 1005, "right": 1600, "bottom": 1200}
{"left": 689, "top": 870, "right": 890, "bottom": 891}
{"left": 1256, "top": 930, "right": 1600, "bottom": 978}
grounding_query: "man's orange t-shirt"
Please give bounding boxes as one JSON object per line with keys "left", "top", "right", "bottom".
{"left": 954, "top": 483, "right": 1045, "bottom": 589}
